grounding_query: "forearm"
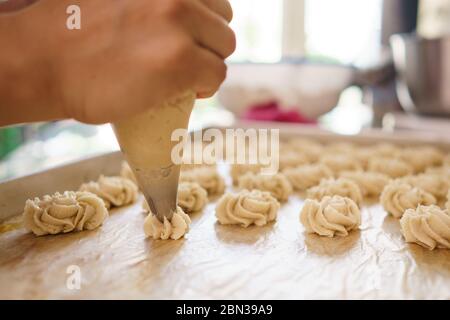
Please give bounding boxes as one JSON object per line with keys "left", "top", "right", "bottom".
{"left": 0, "top": 5, "right": 64, "bottom": 126}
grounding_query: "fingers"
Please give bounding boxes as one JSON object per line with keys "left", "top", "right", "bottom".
{"left": 189, "top": 0, "right": 236, "bottom": 58}
{"left": 162, "top": 0, "right": 235, "bottom": 59}
{"left": 198, "top": 0, "right": 233, "bottom": 22}
{"left": 189, "top": 46, "right": 227, "bottom": 98}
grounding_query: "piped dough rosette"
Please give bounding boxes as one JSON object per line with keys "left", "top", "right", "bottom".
{"left": 23, "top": 191, "right": 108, "bottom": 236}
{"left": 319, "top": 154, "right": 362, "bottom": 176}
{"left": 371, "top": 142, "right": 402, "bottom": 158}
{"left": 143, "top": 206, "right": 191, "bottom": 240}
{"left": 283, "top": 164, "right": 333, "bottom": 192}
{"left": 284, "top": 138, "right": 324, "bottom": 162}
{"left": 230, "top": 164, "right": 262, "bottom": 186}
{"left": 380, "top": 180, "right": 436, "bottom": 218}
{"left": 324, "top": 142, "right": 356, "bottom": 154}
{"left": 399, "top": 173, "right": 449, "bottom": 200}
{"left": 180, "top": 167, "right": 225, "bottom": 196}
{"left": 368, "top": 157, "right": 414, "bottom": 178}
{"left": 399, "top": 146, "right": 444, "bottom": 173}
{"left": 177, "top": 182, "right": 208, "bottom": 213}
{"left": 339, "top": 171, "right": 390, "bottom": 198}
{"left": 300, "top": 195, "right": 361, "bottom": 237}
{"left": 279, "top": 151, "right": 310, "bottom": 171}
{"left": 400, "top": 205, "right": 450, "bottom": 250}
{"left": 306, "top": 178, "right": 363, "bottom": 206}
{"left": 215, "top": 189, "right": 280, "bottom": 227}
{"left": 79, "top": 175, "right": 138, "bottom": 209}
{"left": 237, "top": 172, "right": 292, "bottom": 202}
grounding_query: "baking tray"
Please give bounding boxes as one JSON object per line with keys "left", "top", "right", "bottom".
{"left": 0, "top": 124, "right": 449, "bottom": 299}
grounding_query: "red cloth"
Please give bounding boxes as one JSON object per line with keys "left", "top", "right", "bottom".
{"left": 242, "top": 101, "right": 316, "bottom": 124}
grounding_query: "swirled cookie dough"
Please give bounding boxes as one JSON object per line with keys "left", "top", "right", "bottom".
{"left": 380, "top": 180, "right": 436, "bottom": 218}
{"left": 283, "top": 138, "right": 324, "bottom": 162}
{"left": 180, "top": 167, "right": 225, "bottom": 196}
{"left": 300, "top": 195, "right": 360, "bottom": 237}
{"left": 120, "top": 161, "right": 137, "bottom": 185}
{"left": 283, "top": 164, "right": 333, "bottom": 192}
{"left": 400, "top": 173, "right": 449, "bottom": 200}
{"left": 237, "top": 172, "right": 292, "bottom": 202}
{"left": 319, "top": 154, "right": 362, "bottom": 176}
{"left": 144, "top": 206, "right": 191, "bottom": 240}
{"left": 143, "top": 182, "right": 208, "bottom": 214}
{"left": 279, "top": 151, "right": 310, "bottom": 171}
{"left": 306, "top": 178, "right": 363, "bottom": 206}
{"left": 399, "top": 146, "right": 444, "bottom": 173}
{"left": 339, "top": 171, "right": 390, "bottom": 198}
{"left": 325, "top": 142, "right": 357, "bottom": 154}
{"left": 79, "top": 175, "right": 138, "bottom": 209}
{"left": 215, "top": 189, "right": 280, "bottom": 227}
{"left": 23, "top": 191, "right": 108, "bottom": 236}
{"left": 177, "top": 182, "right": 208, "bottom": 213}
{"left": 400, "top": 205, "right": 450, "bottom": 250}
{"left": 371, "top": 142, "right": 402, "bottom": 158}
{"left": 368, "top": 157, "right": 414, "bottom": 178}
{"left": 230, "top": 164, "right": 262, "bottom": 186}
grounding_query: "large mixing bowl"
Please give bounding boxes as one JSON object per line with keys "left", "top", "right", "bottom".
{"left": 390, "top": 33, "right": 450, "bottom": 116}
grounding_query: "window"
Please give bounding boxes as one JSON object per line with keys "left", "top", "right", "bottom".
{"left": 229, "top": 0, "right": 383, "bottom": 66}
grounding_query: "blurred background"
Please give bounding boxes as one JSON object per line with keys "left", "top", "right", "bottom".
{"left": 1, "top": 0, "right": 450, "bottom": 181}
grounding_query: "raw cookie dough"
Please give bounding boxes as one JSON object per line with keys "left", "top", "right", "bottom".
{"left": 399, "top": 146, "right": 444, "bottom": 173}
{"left": 23, "top": 191, "right": 108, "bottom": 236}
{"left": 79, "top": 175, "right": 138, "bottom": 209}
{"left": 230, "top": 164, "right": 262, "bottom": 186}
{"left": 306, "top": 178, "right": 363, "bottom": 206}
{"left": 143, "top": 206, "right": 191, "bottom": 240}
{"left": 283, "top": 164, "right": 333, "bottom": 191}
{"left": 400, "top": 173, "right": 449, "bottom": 200}
{"left": 339, "top": 171, "right": 390, "bottom": 198}
{"left": 177, "top": 182, "right": 208, "bottom": 213}
{"left": 120, "top": 161, "right": 137, "bottom": 185}
{"left": 143, "top": 182, "right": 208, "bottom": 214}
{"left": 279, "top": 151, "right": 310, "bottom": 170}
{"left": 353, "top": 147, "right": 375, "bottom": 169}
{"left": 325, "top": 142, "right": 356, "bottom": 153}
{"left": 180, "top": 167, "right": 225, "bottom": 196}
{"left": 319, "top": 154, "right": 362, "bottom": 176}
{"left": 400, "top": 205, "right": 450, "bottom": 250}
{"left": 300, "top": 195, "right": 361, "bottom": 237}
{"left": 283, "top": 138, "right": 323, "bottom": 162}
{"left": 380, "top": 180, "right": 436, "bottom": 218}
{"left": 237, "top": 172, "right": 292, "bottom": 202}
{"left": 444, "top": 153, "right": 450, "bottom": 167}
{"left": 368, "top": 157, "right": 414, "bottom": 178}
{"left": 370, "top": 142, "right": 402, "bottom": 158}
{"left": 215, "top": 189, "right": 280, "bottom": 227}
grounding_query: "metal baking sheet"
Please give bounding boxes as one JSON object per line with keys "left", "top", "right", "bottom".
{"left": 0, "top": 126, "right": 449, "bottom": 299}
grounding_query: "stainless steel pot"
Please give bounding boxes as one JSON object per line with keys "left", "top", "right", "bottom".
{"left": 390, "top": 33, "right": 450, "bottom": 116}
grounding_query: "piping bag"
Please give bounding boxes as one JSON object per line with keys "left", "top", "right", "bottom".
{"left": 111, "top": 91, "right": 195, "bottom": 222}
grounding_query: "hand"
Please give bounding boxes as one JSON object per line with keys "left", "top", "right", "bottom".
{"left": 0, "top": 0, "right": 235, "bottom": 125}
